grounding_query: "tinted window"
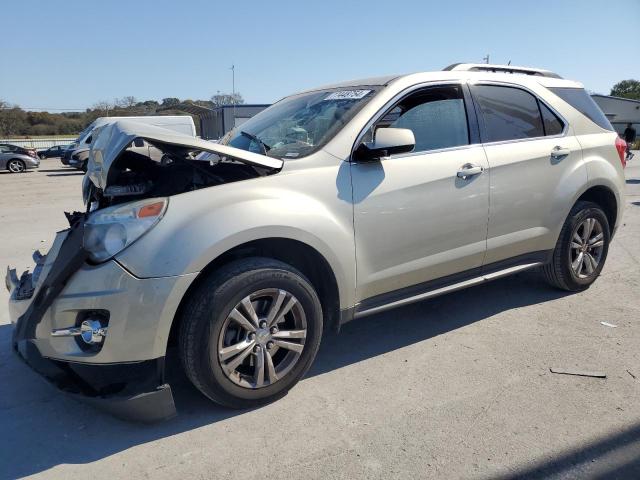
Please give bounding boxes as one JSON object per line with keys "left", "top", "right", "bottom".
{"left": 548, "top": 87, "right": 613, "bottom": 131}
{"left": 474, "top": 85, "right": 544, "bottom": 142}
{"left": 540, "top": 103, "right": 564, "bottom": 136}
{"left": 376, "top": 85, "right": 469, "bottom": 153}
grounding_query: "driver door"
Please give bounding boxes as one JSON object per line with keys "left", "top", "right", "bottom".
{"left": 351, "top": 83, "right": 490, "bottom": 308}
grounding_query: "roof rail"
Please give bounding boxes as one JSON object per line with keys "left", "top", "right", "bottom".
{"left": 443, "top": 63, "right": 562, "bottom": 79}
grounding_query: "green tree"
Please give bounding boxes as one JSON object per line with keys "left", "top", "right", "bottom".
{"left": 211, "top": 92, "right": 244, "bottom": 106}
{"left": 610, "top": 79, "right": 640, "bottom": 100}
{"left": 161, "top": 97, "right": 180, "bottom": 107}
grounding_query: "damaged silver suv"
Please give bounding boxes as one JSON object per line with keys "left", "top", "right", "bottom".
{"left": 7, "top": 64, "right": 627, "bottom": 421}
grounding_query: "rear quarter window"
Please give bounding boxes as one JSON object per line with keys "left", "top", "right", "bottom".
{"left": 548, "top": 87, "right": 613, "bottom": 131}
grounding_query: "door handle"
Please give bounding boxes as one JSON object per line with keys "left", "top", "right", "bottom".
{"left": 457, "top": 163, "right": 484, "bottom": 179}
{"left": 551, "top": 146, "right": 570, "bottom": 159}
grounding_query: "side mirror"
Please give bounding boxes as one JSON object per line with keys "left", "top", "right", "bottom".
{"left": 354, "top": 127, "right": 415, "bottom": 161}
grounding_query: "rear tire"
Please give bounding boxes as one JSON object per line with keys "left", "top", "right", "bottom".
{"left": 543, "top": 201, "right": 610, "bottom": 291}
{"left": 7, "top": 159, "right": 26, "bottom": 173}
{"left": 179, "top": 257, "right": 323, "bottom": 408}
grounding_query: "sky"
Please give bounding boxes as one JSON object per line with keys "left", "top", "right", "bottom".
{"left": 1, "top": 0, "right": 639, "bottom": 111}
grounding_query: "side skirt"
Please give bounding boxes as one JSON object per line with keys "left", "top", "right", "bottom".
{"left": 343, "top": 250, "right": 552, "bottom": 322}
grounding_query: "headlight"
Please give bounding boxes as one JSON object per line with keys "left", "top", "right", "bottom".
{"left": 83, "top": 198, "right": 168, "bottom": 262}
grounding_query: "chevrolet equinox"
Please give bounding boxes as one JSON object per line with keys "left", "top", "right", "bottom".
{"left": 7, "top": 63, "right": 627, "bottom": 421}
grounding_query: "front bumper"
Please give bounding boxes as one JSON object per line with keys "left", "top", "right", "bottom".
{"left": 7, "top": 218, "right": 197, "bottom": 422}
{"left": 15, "top": 340, "right": 176, "bottom": 422}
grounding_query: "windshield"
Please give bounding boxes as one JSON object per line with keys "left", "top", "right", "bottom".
{"left": 220, "top": 87, "right": 380, "bottom": 159}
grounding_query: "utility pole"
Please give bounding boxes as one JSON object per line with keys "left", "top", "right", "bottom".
{"left": 483, "top": 54, "right": 490, "bottom": 64}
{"left": 231, "top": 64, "right": 236, "bottom": 125}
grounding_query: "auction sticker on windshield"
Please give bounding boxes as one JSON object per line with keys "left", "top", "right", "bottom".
{"left": 324, "top": 90, "right": 372, "bottom": 101}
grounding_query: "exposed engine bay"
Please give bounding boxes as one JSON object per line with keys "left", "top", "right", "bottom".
{"left": 84, "top": 121, "right": 284, "bottom": 211}
{"left": 85, "top": 144, "right": 272, "bottom": 210}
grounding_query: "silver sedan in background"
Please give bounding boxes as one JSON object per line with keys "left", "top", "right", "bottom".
{"left": 0, "top": 144, "right": 40, "bottom": 173}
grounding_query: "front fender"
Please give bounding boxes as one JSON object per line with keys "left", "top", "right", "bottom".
{"left": 116, "top": 171, "right": 356, "bottom": 309}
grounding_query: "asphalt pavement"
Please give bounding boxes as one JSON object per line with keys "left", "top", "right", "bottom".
{"left": 1, "top": 157, "right": 639, "bottom": 480}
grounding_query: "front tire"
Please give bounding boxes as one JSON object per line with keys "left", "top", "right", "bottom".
{"left": 179, "top": 257, "right": 323, "bottom": 408}
{"left": 543, "top": 201, "right": 610, "bottom": 291}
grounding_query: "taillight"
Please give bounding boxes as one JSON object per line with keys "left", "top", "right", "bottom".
{"left": 615, "top": 137, "right": 627, "bottom": 168}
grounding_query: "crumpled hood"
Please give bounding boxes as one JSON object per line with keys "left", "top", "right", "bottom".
{"left": 87, "top": 120, "right": 283, "bottom": 190}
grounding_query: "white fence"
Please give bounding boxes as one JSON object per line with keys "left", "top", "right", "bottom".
{"left": 0, "top": 137, "right": 76, "bottom": 149}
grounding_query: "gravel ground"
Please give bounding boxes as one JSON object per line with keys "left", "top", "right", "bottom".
{"left": 0, "top": 157, "right": 639, "bottom": 480}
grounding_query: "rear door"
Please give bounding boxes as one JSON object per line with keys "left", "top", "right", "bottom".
{"left": 470, "top": 83, "right": 585, "bottom": 266}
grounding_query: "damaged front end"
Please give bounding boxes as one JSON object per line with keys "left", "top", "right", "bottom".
{"left": 84, "top": 120, "right": 283, "bottom": 210}
{"left": 7, "top": 121, "right": 283, "bottom": 422}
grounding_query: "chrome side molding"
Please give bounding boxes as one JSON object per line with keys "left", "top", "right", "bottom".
{"left": 355, "top": 262, "right": 542, "bottom": 318}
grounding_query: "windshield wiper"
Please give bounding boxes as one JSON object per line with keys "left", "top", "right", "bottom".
{"left": 240, "top": 130, "right": 271, "bottom": 155}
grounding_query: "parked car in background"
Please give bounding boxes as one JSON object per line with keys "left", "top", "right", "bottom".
{"left": 6, "top": 63, "right": 626, "bottom": 421}
{"left": 38, "top": 144, "right": 71, "bottom": 159}
{"left": 60, "top": 144, "right": 77, "bottom": 166}
{"left": 0, "top": 144, "right": 40, "bottom": 172}
{"left": 0, "top": 143, "right": 38, "bottom": 160}
{"left": 66, "top": 116, "right": 197, "bottom": 171}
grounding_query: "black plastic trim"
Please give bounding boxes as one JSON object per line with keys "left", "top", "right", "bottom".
{"left": 353, "top": 250, "right": 552, "bottom": 317}
{"left": 13, "top": 340, "right": 176, "bottom": 423}
{"left": 12, "top": 217, "right": 88, "bottom": 343}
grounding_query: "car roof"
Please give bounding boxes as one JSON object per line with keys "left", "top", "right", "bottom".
{"left": 298, "top": 65, "right": 582, "bottom": 95}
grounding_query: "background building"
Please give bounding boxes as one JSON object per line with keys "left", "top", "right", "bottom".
{"left": 163, "top": 103, "right": 270, "bottom": 140}
{"left": 592, "top": 94, "right": 640, "bottom": 140}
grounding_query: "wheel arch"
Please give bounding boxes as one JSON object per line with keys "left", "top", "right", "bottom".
{"left": 6, "top": 158, "right": 26, "bottom": 171}
{"left": 574, "top": 185, "right": 618, "bottom": 235}
{"left": 167, "top": 237, "right": 342, "bottom": 352}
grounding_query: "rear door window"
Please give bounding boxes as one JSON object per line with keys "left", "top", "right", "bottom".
{"left": 472, "top": 85, "right": 544, "bottom": 142}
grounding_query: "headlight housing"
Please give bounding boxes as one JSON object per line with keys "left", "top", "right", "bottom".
{"left": 83, "top": 198, "right": 168, "bottom": 262}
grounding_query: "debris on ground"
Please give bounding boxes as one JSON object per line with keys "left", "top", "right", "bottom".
{"left": 627, "top": 369, "right": 637, "bottom": 380}
{"left": 600, "top": 321, "right": 618, "bottom": 328}
{"left": 549, "top": 368, "right": 606, "bottom": 378}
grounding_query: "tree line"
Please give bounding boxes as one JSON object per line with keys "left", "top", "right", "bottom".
{"left": 0, "top": 92, "right": 244, "bottom": 137}
{"left": 2, "top": 78, "right": 639, "bottom": 138}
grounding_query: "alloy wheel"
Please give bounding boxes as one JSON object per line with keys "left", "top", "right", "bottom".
{"left": 8, "top": 160, "right": 25, "bottom": 173}
{"left": 570, "top": 217, "right": 605, "bottom": 279}
{"left": 217, "top": 288, "right": 307, "bottom": 389}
